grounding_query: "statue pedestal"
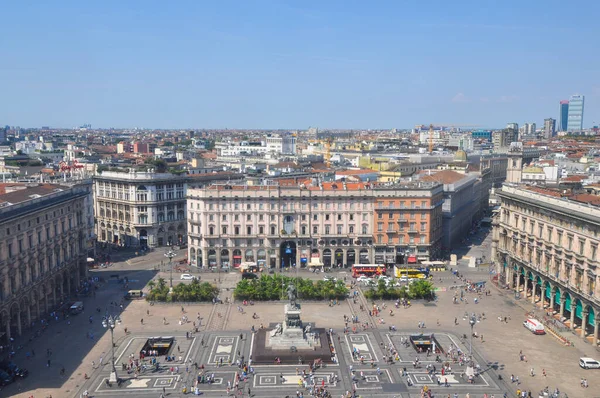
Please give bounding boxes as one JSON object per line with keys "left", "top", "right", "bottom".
{"left": 267, "top": 304, "right": 318, "bottom": 350}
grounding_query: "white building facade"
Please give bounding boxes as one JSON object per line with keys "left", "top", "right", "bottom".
{"left": 94, "top": 170, "right": 187, "bottom": 248}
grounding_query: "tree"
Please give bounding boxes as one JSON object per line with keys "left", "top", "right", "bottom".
{"left": 408, "top": 280, "right": 435, "bottom": 300}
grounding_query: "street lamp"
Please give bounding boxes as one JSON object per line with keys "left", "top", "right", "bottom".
{"left": 164, "top": 247, "right": 177, "bottom": 290}
{"left": 102, "top": 314, "right": 121, "bottom": 384}
{"left": 469, "top": 313, "right": 477, "bottom": 357}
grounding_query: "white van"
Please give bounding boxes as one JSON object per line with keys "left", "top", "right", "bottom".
{"left": 580, "top": 357, "right": 600, "bottom": 369}
{"left": 523, "top": 318, "right": 545, "bottom": 335}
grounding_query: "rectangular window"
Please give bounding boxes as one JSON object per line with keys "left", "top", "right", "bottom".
{"left": 579, "top": 240, "right": 585, "bottom": 255}
{"left": 313, "top": 226, "right": 318, "bottom": 234}
{"left": 377, "top": 223, "right": 383, "bottom": 232}
{"left": 325, "top": 225, "right": 330, "bottom": 234}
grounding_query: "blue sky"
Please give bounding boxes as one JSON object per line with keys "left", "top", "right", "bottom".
{"left": 1, "top": 0, "right": 599, "bottom": 129}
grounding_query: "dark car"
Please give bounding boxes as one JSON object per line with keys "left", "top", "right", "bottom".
{"left": 0, "top": 369, "right": 13, "bottom": 386}
{"left": 241, "top": 272, "right": 259, "bottom": 280}
{"left": 0, "top": 362, "right": 28, "bottom": 378}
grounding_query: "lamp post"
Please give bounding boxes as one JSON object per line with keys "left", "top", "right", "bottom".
{"left": 165, "top": 247, "right": 177, "bottom": 290}
{"left": 469, "top": 313, "right": 477, "bottom": 357}
{"left": 102, "top": 314, "right": 121, "bottom": 384}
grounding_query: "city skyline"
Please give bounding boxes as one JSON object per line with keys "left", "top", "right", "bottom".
{"left": 1, "top": 1, "right": 599, "bottom": 129}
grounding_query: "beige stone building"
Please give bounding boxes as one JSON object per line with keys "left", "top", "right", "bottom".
{"left": 0, "top": 182, "right": 94, "bottom": 342}
{"left": 187, "top": 180, "right": 443, "bottom": 269}
{"left": 493, "top": 184, "right": 600, "bottom": 345}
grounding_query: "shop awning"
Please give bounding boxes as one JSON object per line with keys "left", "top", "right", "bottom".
{"left": 407, "top": 256, "right": 417, "bottom": 264}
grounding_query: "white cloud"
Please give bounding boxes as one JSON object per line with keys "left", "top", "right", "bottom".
{"left": 498, "top": 95, "right": 519, "bottom": 103}
{"left": 451, "top": 93, "right": 469, "bottom": 103}
{"left": 479, "top": 97, "right": 490, "bottom": 103}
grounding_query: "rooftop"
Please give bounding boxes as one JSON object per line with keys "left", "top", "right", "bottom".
{"left": 420, "top": 170, "right": 467, "bottom": 184}
{"left": 0, "top": 184, "right": 70, "bottom": 206}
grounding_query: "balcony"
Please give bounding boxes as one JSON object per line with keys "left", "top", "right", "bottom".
{"left": 386, "top": 229, "right": 396, "bottom": 234}
{"left": 407, "top": 229, "right": 419, "bottom": 234}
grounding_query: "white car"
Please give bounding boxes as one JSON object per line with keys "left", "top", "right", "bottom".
{"left": 580, "top": 357, "right": 600, "bottom": 369}
{"left": 356, "top": 275, "right": 371, "bottom": 283}
{"left": 180, "top": 273, "right": 197, "bottom": 280}
{"left": 323, "top": 276, "right": 337, "bottom": 282}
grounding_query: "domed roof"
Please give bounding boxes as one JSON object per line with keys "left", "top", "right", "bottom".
{"left": 454, "top": 149, "right": 467, "bottom": 162}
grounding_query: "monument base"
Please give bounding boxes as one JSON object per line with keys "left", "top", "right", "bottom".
{"left": 267, "top": 325, "right": 321, "bottom": 350}
{"left": 251, "top": 326, "right": 333, "bottom": 365}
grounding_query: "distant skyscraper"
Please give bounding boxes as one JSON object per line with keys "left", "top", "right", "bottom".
{"left": 544, "top": 118, "right": 556, "bottom": 139}
{"left": 559, "top": 100, "right": 569, "bottom": 131}
{"left": 506, "top": 122, "right": 518, "bottom": 131}
{"left": 567, "top": 94, "right": 585, "bottom": 132}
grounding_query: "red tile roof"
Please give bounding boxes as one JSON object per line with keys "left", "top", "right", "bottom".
{"left": 421, "top": 170, "right": 466, "bottom": 184}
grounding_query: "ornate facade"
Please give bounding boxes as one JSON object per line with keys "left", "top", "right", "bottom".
{"left": 94, "top": 170, "right": 188, "bottom": 248}
{"left": 0, "top": 182, "right": 93, "bottom": 342}
{"left": 187, "top": 181, "right": 443, "bottom": 269}
{"left": 493, "top": 184, "right": 600, "bottom": 345}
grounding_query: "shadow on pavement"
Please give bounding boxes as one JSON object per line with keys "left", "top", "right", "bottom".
{"left": 0, "top": 267, "right": 158, "bottom": 396}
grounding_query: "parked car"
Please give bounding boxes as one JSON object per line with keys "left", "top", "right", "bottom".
{"left": 180, "top": 274, "right": 197, "bottom": 280}
{"left": 242, "top": 272, "right": 259, "bottom": 280}
{"left": 0, "top": 370, "right": 13, "bottom": 386}
{"left": 323, "top": 275, "right": 337, "bottom": 282}
{"left": 580, "top": 357, "right": 600, "bottom": 369}
{"left": 0, "top": 362, "right": 28, "bottom": 378}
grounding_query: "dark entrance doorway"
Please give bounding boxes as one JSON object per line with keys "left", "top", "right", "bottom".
{"left": 280, "top": 241, "right": 297, "bottom": 268}
{"left": 139, "top": 229, "right": 148, "bottom": 249}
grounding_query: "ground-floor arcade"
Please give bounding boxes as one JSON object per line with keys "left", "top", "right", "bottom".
{"left": 0, "top": 258, "right": 88, "bottom": 344}
{"left": 497, "top": 253, "right": 600, "bottom": 346}
{"left": 189, "top": 242, "right": 376, "bottom": 269}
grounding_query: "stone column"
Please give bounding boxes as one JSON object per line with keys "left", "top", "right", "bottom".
{"left": 66, "top": 275, "right": 71, "bottom": 296}
{"left": 35, "top": 301, "right": 40, "bottom": 322}
{"left": 216, "top": 251, "right": 221, "bottom": 268}
{"left": 594, "top": 321, "right": 599, "bottom": 347}
{"left": 549, "top": 288, "right": 556, "bottom": 312}
{"left": 342, "top": 249, "right": 347, "bottom": 266}
{"left": 570, "top": 304, "right": 576, "bottom": 330}
{"left": 531, "top": 283, "right": 536, "bottom": 304}
{"left": 505, "top": 266, "right": 511, "bottom": 286}
{"left": 559, "top": 296, "right": 565, "bottom": 319}
{"left": 202, "top": 250, "right": 208, "bottom": 269}
{"left": 16, "top": 311, "right": 21, "bottom": 336}
{"left": 581, "top": 311, "right": 588, "bottom": 338}
{"left": 52, "top": 286, "right": 56, "bottom": 308}
{"left": 26, "top": 306, "right": 31, "bottom": 329}
{"left": 516, "top": 273, "right": 521, "bottom": 292}
{"left": 5, "top": 319, "right": 10, "bottom": 341}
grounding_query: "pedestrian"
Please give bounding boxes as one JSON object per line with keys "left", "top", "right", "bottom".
{"left": 530, "top": 367, "right": 534, "bottom": 377}
{"left": 47, "top": 359, "right": 51, "bottom": 367}
{"left": 141, "top": 318, "right": 144, "bottom": 325}
{"left": 542, "top": 368, "right": 546, "bottom": 377}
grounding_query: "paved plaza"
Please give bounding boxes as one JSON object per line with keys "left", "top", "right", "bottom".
{"left": 3, "top": 238, "right": 600, "bottom": 398}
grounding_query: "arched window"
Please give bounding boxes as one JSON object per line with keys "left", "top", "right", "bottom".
{"left": 222, "top": 226, "right": 228, "bottom": 235}
{"left": 209, "top": 226, "right": 214, "bottom": 235}
{"left": 234, "top": 226, "right": 240, "bottom": 235}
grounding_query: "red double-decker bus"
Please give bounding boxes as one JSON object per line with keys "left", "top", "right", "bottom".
{"left": 352, "top": 264, "right": 385, "bottom": 278}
